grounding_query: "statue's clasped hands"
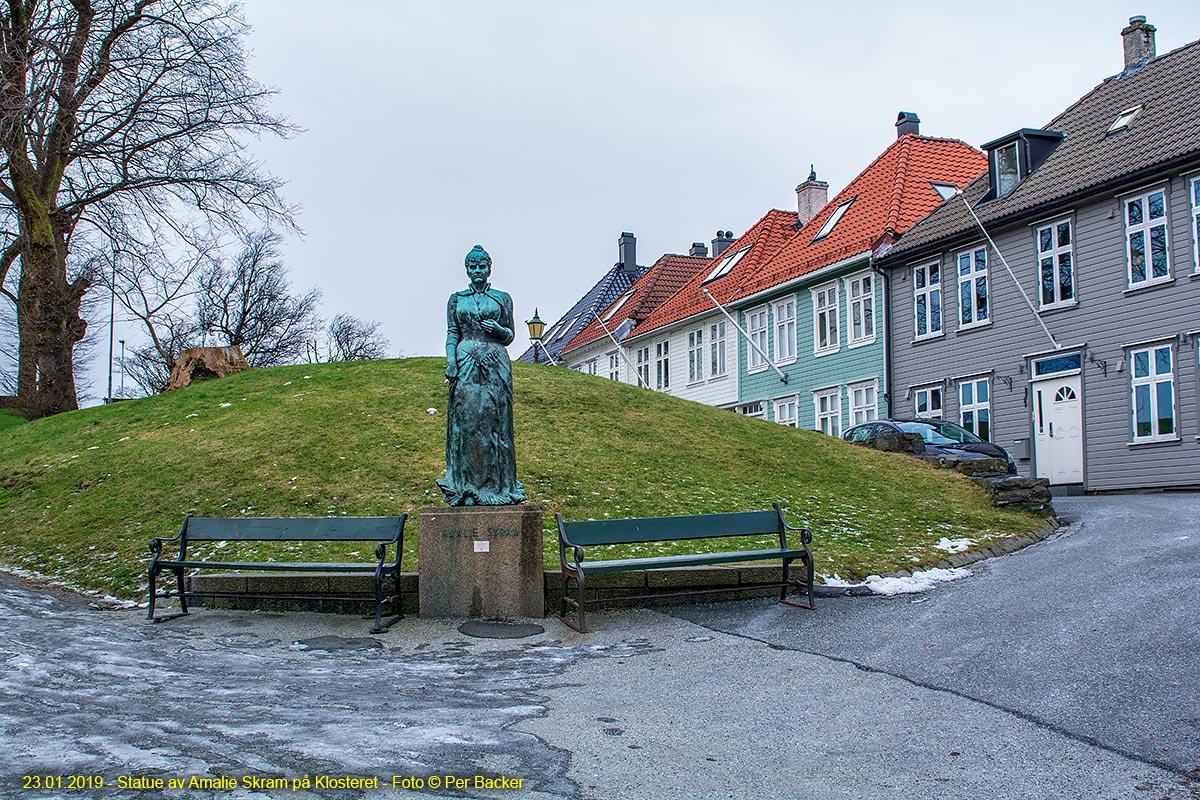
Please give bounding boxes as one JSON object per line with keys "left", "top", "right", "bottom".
{"left": 480, "top": 319, "right": 506, "bottom": 338}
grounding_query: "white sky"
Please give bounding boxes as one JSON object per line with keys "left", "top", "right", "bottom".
{"left": 91, "top": 0, "right": 1200, "bottom": 396}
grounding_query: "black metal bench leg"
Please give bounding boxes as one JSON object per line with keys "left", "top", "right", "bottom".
{"left": 559, "top": 572, "right": 586, "bottom": 633}
{"left": 176, "top": 568, "right": 188, "bottom": 614}
{"left": 147, "top": 564, "right": 158, "bottom": 620}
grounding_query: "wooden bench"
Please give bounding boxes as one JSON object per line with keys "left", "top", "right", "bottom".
{"left": 556, "top": 503, "right": 813, "bottom": 632}
{"left": 147, "top": 514, "right": 407, "bottom": 633}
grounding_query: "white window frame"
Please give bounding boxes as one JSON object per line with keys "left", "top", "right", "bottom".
{"left": 812, "top": 283, "right": 840, "bottom": 356}
{"left": 735, "top": 401, "right": 764, "bottom": 418}
{"left": 993, "top": 141, "right": 1020, "bottom": 197}
{"left": 848, "top": 379, "right": 878, "bottom": 426}
{"left": 912, "top": 260, "right": 943, "bottom": 340}
{"left": 602, "top": 290, "right": 635, "bottom": 321}
{"left": 654, "top": 340, "right": 670, "bottom": 392}
{"left": 1124, "top": 187, "right": 1171, "bottom": 288}
{"left": 1035, "top": 218, "right": 1077, "bottom": 309}
{"left": 812, "top": 199, "right": 854, "bottom": 242}
{"left": 772, "top": 296, "right": 797, "bottom": 364}
{"left": 956, "top": 245, "right": 990, "bottom": 329}
{"left": 709, "top": 321, "right": 727, "bottom": 377}
{"left": 703, "top": 246, "right": 749, "bottom": 284}
{"left": 813, "top": 387, "right": 842, "bottom": 437}
{"left": 607, "top": 351, "right": 620, "bottom": 381}
{"left": 687, "top": 328, "right": 705, "bottom": 384}
{"left": 958, "top": 377, "right": 991, "bottom": 441}
{"left": 1191, "top": 176, "right": 1200, "bottom": 275}
{"left": 747, "top": 305, "right": 769, "bottom": 372}
{"left": 773, "top": 395, "right": 798, "bottom": 427}
{"left": 585, "top": 359, "right": 597, "bottom": 376}
{"left": 845, "top": 272, "right": 876, "bottom": 347}
{"left": 914, "top": 385, "right": 943, "bottom": 419}
{"left": 635, "top": 346, "right": 650, "bottom": 389}
{"left": 1129, "top": 344, "right": 1177, "bottom": 443}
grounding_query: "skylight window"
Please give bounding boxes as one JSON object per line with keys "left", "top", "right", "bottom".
{"left": 702, "top": 246, "right": 749, "bottom": 284}
{"left": 932, "top": 182, "right": 960, "bottom": 201}
{"left": 601, "top": 290, "right": 635, "bottom": 321}
{"left": 1107, "top": 104, "right": 1143, "bottom": 134}
{"left": 812, "top": 199, "right": 854, "bottom": 242}
{"left": 553, "top": 314, "right": 581, "bottom": 340}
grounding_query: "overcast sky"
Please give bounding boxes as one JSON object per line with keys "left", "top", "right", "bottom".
{"left": 90, "top": 0, "right": 1200, "bottom": 396}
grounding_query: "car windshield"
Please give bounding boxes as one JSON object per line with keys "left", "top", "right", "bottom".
{"left": 896, "top": 420, "right": 984, "bottom": 445}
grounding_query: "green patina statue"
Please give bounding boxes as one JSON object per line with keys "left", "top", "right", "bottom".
{"left": 437, "top": 245, "right": 527, "bottom": 506}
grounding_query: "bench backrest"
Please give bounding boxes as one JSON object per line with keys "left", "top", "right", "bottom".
{"left": 559, "top": 509, "right": 781, "bottom": 547}
{"left": 183, "top": 516, "right": 405, "bottom": 542}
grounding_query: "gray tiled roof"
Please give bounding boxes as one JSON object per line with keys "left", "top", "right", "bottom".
{"left": 515, "top": 264, "right": 648, "bottom": 363}
{"left": 880, "top": 38, "right": 1200, "bottom": 264}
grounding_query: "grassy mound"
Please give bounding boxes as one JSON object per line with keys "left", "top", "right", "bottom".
{"left": 0, "top": 358, "right": 1043, "bottom": 597}
{"left": 0, "top": 409, "right": 27, "bottom": 434}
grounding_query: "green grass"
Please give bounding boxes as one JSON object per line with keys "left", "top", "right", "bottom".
{"left": 0, "top": 409, "right": 27, "bottom": 434}
{"left": 0, "top": 357, "right": 1044, "bottom": 597}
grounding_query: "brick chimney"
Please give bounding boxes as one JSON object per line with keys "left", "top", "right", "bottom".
{"left": 795, "top": 165, "right": 829, "bottom": 228}
{"left": 895, "top": 111, "right": 920, "bottom": 137}
{"left": 711, "top": 230, "right": 735, "bottom": 258}
{"left": 618, "top": 232, "right": 637, "bottom": 275}
{"left": 689, "top": 242, "right": 708, "bottom": 257}
{"left": 1122, "top": 16, "right": 1156, "bottom": 70}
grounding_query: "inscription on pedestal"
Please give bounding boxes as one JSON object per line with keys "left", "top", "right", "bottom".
{"left": 418, "top": 506, "right": 544, "bottom": 618}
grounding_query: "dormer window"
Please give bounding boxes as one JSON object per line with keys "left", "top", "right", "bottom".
{"left": 993, "top": 142, "right": 1020, "bottom": 197}
{"left": 813, "top": 198, "right": 854, "bottom": 242}
{"left": 1107, "top": 104, "right": 1143, "bottom": 134}
{"left": 980, "top": 128, "right": 1066, "bottom": 203}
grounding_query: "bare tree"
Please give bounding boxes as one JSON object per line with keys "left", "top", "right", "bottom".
{"left": 0, "top": 294, "right": 14, "bottom": 395}
{"left": 197, "top": 230, "right": 318, "bottom": 368}
{"left": 0, "top": 0, "right": 295, "bottom": 417}
{"left": 322, "top": 313, "right": 390, "bottom": 362}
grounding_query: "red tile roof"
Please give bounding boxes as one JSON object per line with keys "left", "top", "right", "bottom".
{"left": 629, "top": 136, "right": 986, "bottom": 339}
{"left": 628, "top": 209, "right": 800, "bottom": 339}
{"left": 737, "top": 135, "right": 986, "bottom": 299}
{"left": 560, "top": 253, "right": 713, "bottom": 354}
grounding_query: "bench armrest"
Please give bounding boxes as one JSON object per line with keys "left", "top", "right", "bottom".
{"left": 149, "top": 516, "right": 190, "bottom": 558}
{"left": 774, "top": 502, "right": 814, "bottom": 547}
{"left": 556, "top": 512, "right": 586, "bottom": 572}
{"left": 373, "top": 512, "right": 407, "bottom": 570}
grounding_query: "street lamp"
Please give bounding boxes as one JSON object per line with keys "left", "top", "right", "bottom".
{"left": 118, "top": 339, "right": 125, "bottom": 399}
{"left": 526, "top": 309, "right": 546, "bottom": 364}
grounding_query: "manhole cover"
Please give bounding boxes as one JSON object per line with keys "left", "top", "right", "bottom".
{"left": 292, "top": 636, "right": 384, "bottom": 652}
{"left": 457, "top": 620, "right": 545, "bottom": 639}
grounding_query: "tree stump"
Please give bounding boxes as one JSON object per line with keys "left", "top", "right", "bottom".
{"left": 166, "top": 346, "right": 250, "bottom": 391}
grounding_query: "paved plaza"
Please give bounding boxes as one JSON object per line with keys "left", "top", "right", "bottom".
{"left": 1, "top": 494, "right": 1198, "bottom": 799}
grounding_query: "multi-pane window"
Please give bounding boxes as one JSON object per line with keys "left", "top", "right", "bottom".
{"left": 846, "top": 273, "right": 875, "bottom": 346}
{"left": 607, "top": 351, "right": 620, "bottom": 381}
{"left": 993, "top": 142, "right": 1019, "bottom": 196}
{"left": 959, "top": 378, "right": 991, "bottom": 440}
{"left": 735, "top": 401, "right": 765, "bottom": 418}
{"left": 957, "top": 246, "right": 989, "bottom": 327}
{"left": 814, "top": 388, "right": 841, "bottom": 437}
{"left": 1125, "top": 188, "right": 1170, "bottom": 287}
{"left": 687, "top": 328, "right": 704, "bottom": 383}
{"left": 849, "top": 380, "right": 877, "bottom": 426}
{"left": 1191, "top": 177, "right": 1200, "bottom": 274}
{"left": 747, "top": 306, "right": 769, "bottom": 370}
{"left": 1037, "top": 219, "right": 1075, "bottom": 308}
{"left": 585, "top": 359, "right": 597, "bottom": 375}
{"left": 813, "top": 284, "right": 839, "bottom": 354}
{"left": 914, "top": 386, "right": 943, "bottom": 419}
{"left": 913, "top": 261, "right": 942, "bottom": 339}
{"left": 773, "top": 298, "right": 797, "bottom": 363}
{"left": 635, "top": 346, "right": 650, "bottom": 388}
{"left": 1130, "top": 345, "right": 1176, "bottom": 442}
{"left": 654, "top": 341, "right": 670, "bottom": 391}
{"left": 773, "top": 396, "right": 798, "bottom": 427}
{"left": 710, "top": 321, "right": 727, "bottom": 377}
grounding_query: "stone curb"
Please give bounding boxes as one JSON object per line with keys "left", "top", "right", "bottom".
{"left": 189, "top": 519, "right": 1062, "bottom": 614}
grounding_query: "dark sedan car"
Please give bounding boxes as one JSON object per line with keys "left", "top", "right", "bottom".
{"left": 841, "top": 419, "right": 1018, "bottom": 474}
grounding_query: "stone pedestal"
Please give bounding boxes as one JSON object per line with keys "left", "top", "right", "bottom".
{"left": 418, "top": 505, "right": 544, "bottom": 618}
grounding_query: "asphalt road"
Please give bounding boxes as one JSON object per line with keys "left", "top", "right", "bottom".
{"left": 1, "top": 493, "right": 1196, "bottom": 800}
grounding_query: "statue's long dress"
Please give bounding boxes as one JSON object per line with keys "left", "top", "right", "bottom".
{"left": 437, "top": 286, "right": 526, "bottom": 505}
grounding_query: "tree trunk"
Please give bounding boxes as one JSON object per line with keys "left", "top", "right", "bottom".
{"left": 15, "top": 241, "right": 89, "bottom": 417}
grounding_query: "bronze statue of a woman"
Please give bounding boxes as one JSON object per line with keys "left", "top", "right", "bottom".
{"left": 437, "top": 245, "right": 526, "bottom": 506}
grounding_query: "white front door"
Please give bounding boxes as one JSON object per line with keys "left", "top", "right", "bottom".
{"left": 1033, "top": 374, "right": 1084, "bottom": 484}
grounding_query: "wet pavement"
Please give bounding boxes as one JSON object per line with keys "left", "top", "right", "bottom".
{"left": 2, "top": 493, "right": 1198, "bottom": 799}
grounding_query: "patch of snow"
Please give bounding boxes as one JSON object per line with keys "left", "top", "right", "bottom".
{"left": 118, "top": 437, "right": 130, "bottom": 442}
{"left": 87, "top": 446, "right": 100, "bottom": 451}
{"left": 936, "top": 537, "right": 973, "bottom": 553}
{"left": 218, "top": 403, "right": 232, "bottom": 408}
{"left": 819, "top": 573, "right": 860, "bottom": 588}
{"left": 426, "top": 408, "right": 437, "bottom": 415}
{"left": 303, "top": 375, "right": 312, "bottom": 380}
{"left": 283, "top": 381, "right": 292, "bottom": 386}
{"left": 865, "top": 567, "right": 972, "bottom": 596}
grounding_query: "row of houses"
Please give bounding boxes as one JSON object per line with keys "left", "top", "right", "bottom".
{"left": 518, "top": 18, "right": 1200, "bottom": 493}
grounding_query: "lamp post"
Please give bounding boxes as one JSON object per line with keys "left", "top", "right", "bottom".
{"left": 118, "top": 339, "right": 125, "bottom": 399}
{"left": 106, "top": 258, "right": 116, "bottom": 403}
{"left": 526, "top": 309, "right": 546, "bottom": 364}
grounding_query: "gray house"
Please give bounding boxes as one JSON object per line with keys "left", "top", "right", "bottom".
{"left": 876, "top": 17, "right": 1200, "bottom": 492}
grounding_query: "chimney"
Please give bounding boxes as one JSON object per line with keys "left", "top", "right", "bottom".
{"left": 895, "top": 111, "right": 920, "bottom": 137}
{"left": 689, "top": 242, "right": 708, "bottom": 257}
{"left": 711, "top": 230, "right": 734, "bottom": 258}
{"left": 618, "top": 232, "right": 637, "bottom": 274}
{"left": 1122, "top": 16, "right": 1156, "bottom": 70}
{"left": 794, "top": 165, "right": 829, "bottom": 228}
